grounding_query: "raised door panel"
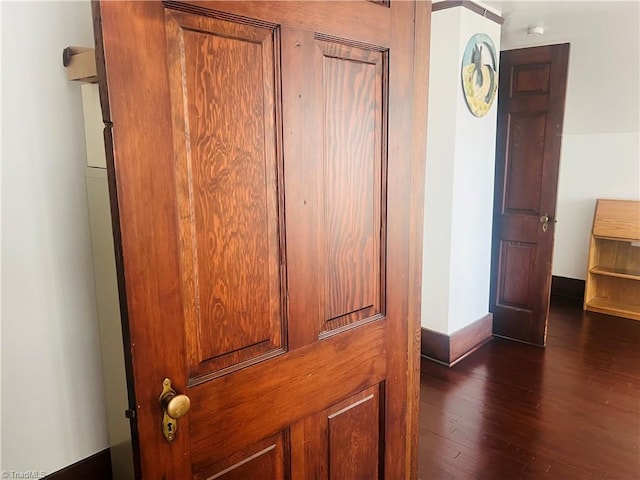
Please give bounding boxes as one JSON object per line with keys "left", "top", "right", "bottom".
{"left": 317, "top": 38, "right": 387, "bottom": 336}
{"left": 511, "top": 63, "right": 550, "bottom": 96}
{"left": 282, "top": 30, "right": 389, "bottom": 348}
{"left": 503, "top": 113, "right": 546, "bottom": 215}
{"left": 165, "top": 11, "right": 287, "bottom": 382}
{"left": 188, "top": 322, "right": 387, "bottom": 473}
{"left": 327, "top": 387, "right": 381, "bottom": 480}
{"left": 291, "top": 384, "right": 382, "bottom": 479}
{"left": 498, "top": 241, "right": 536, "bottom": 308}
{"left": 194, "top": 434, "right": 287, "bottom": 480}
{"left": 494, "top": 237, "right": 541, "bottom": 340}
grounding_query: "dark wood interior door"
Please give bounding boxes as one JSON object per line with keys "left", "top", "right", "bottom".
{"left": 491, "top": 44, "right": 570, "bottom": 346}
{"left": 94, "top": 1, "right": 428, "bottom": 478}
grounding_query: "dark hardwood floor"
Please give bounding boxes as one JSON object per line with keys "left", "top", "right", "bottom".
{"left": 419, "top": 296, "right": 640, "bottom": 479}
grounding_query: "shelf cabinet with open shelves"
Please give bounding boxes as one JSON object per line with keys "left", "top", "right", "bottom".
{"left": 584, "top": 199, "right": 640, "bottom": 321}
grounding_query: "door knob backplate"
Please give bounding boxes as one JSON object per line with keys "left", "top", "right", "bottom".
{"left": 159, "top": 378, "right": 190, "bottom": 442}
{"left": 540, "top": 214, "right": 550, "bottom": 233}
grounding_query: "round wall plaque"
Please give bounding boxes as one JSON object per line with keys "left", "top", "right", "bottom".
{"left": 461, "top": 33, "right": 498, "bottom": 117}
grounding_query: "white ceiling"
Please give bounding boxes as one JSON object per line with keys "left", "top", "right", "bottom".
{"left": 482, "top": 1, "right": 639, "bottom": 49}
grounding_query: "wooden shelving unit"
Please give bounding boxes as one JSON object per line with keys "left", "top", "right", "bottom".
{"left": 584, "top": 199, "right": 640, "bottom": 320}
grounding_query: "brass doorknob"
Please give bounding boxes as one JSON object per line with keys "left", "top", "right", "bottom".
{"left": 166, "top": 394, "right": 191, "bottom": 419}
{"left": 159, "top": 378, "right": 190, "bottom": 442}
{"left": 540, "top": 214, "right": 550, "bottom": 233}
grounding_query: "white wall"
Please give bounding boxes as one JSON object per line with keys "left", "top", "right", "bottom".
{"left": 449, "top": 9, "right": 501, "bottom": 333}
{"left": 422, "top": 7, "right": 460, "bottom": 334}
{"left": 499, "top": 1, "right": 640, "bottom": 280}
{"left": 422, "top": 4, "right": 501, "bottom": 334}
{"left": 0, "top": 2, "right": 3, "bottom": 469}
{"left": 1, "top": 1, "right": 109, "bottom": 475}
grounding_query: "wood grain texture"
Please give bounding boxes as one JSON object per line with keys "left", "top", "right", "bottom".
{"left": 491, "top": 44, "right": 570, "bottom": 347}
{"left": 592, "top": 239, "right": 640, "bottom": 276}
{"left": 421, "top": 313, "right": 493, "bottom": 366}
{"left": 585, "top": 296, "right": 640, "bottom": 320}
{"left": 512, "top": 63, "right": 550, "bottom": 95}
{"left": 318, "top": 39, "right": 385, "bottom": 332}
{"left": 95, "top": 1, "right": 424, "bottom": 478}
{"left": 92, "top": 5, "right": 111, "bottom": 124}
{"left": 194, "top": 433, "right": 286, "bottom": 480}
{"left": 587, "top": 274, "right": 640, "bottom": 321}
{"left": 328, "top": 386, "right": 380, "bottom": 480}
{"left": 164, "top": 10, "right": 286, "bottom": 380}
{"left": 290, "top": 408, "right": 329, "bottom": 479}
{"left": 102, "top": 105, "right": 143, "bottom": 480}
{"left": 165, "top": 1, "right": 392, "bottom": 47}
{"left": 95, "top": 2, "right": 192, "bottom": 477}
{"left": 384, "top": 2, "right": 419, "bottom": 477}
{"left": 498, "top": 241, "right": 536, "bottom": 308}
{"left": 504, "top": 113, "right": 546, "bottom": 214}
{"left": 407, "top": 1, "right": 431, "bottom": 475}
{"left": 420, "top": 328, "right": 450, "bottom": 365}
{"left": 188, "top": 322, "right": 387, "bottom": 472}
{"left": 420, "top": 297, "right": 640, "bottom": 480}
{"left": 91, "top": 7, "right": 142, "bottom": 476}
{"left": 585, "top": 200, "right": 640, "bottom": 320}
{"left": 449, "top": 313, "right": 493, "bottom": 364}
{"left": 280, "top": 26, "right": 324, "bottom": 351}
{"left": 592, "top": 199, "right": 640, "bottom": 240}
{"left": 585, "top": 234, "right": 599, "bottom": 312}
{"left": 291, "top": 385, "right": 381, "bottom": 480}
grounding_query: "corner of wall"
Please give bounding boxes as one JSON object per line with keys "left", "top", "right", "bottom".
{"left": 423, "top": 3, "right": 502, "bottom": 335}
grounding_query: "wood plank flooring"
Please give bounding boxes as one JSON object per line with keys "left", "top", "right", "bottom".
{"left": 419, "top": 297, "right": 640, "bottom": 479}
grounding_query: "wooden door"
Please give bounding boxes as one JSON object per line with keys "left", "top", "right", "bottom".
{"left": 93, "top": 1, "right": 429, "bottom": 478}
{"left": 491, "top": 44, "right": 570, "bottom": 346}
